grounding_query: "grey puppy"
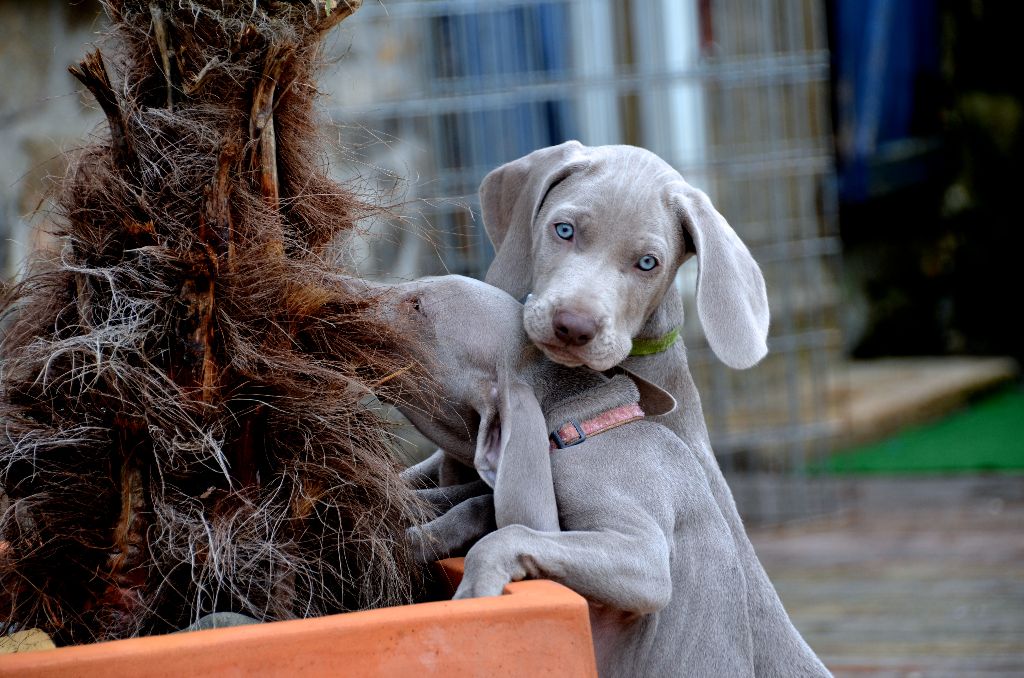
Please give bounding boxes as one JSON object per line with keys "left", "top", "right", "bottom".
{"left": 380, "top": 274, "right": 757, "bottom": 677}
{"left": 371, "top": 277, "right": 561, "bottom": 548}
{"left": 478, "top": 141, "right": 830, "bottom": 677}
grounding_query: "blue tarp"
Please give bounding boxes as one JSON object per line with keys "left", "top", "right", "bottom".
{"left": 831, "top": 0, "right": 942, "bottom": 202}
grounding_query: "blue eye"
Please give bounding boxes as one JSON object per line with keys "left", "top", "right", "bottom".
{"left": 554, "top": 222, "right": 574, "bottom": 240}
{"left": 637, "top": 255, "right": 658, "bottom": 271}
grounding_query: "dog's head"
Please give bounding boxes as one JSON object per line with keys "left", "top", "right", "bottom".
{"left": 481, "top": 141, "right": 769, "bottom": 371}
{"left": 377, "top": 275, "right": 556, "bottom": 491}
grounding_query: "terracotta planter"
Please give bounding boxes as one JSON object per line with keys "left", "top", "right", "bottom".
{"left": 0, "top": 559, "right": 597, "bottom": 677}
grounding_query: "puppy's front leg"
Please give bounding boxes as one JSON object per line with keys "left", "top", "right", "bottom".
{"left": 414, "top": 478, "right": 491, "bottom": 514}
{"left": 407, "top": 494, "right": 496, "bottom": 563}
{"left": 401, "top": 449, "right": 445, "bottom": 488}
{"left": 455, "top": 524, "right": 672, "bottom": 616}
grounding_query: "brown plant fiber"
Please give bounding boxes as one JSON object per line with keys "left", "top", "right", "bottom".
{"left": 0, "top": 0, "right": 429, "bottom": 645}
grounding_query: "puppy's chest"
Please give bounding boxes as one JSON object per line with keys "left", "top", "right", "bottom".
{"left": 549, "top": 443, "right": 631, "bottom": 530}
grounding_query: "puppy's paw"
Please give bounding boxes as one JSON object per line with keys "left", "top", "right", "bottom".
{"left": 452, "top": 571, "right": 509, "bottom": 600}
{"left": 452, "top": 529, "right": 524, "bottom": 599}
{"left": 406, "top": 525, "right": 442, "bottom": 564}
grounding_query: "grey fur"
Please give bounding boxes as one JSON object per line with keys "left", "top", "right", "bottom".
{"left": 176, "top": 612, "right": 258, "bottom": 633}
{"left": 377, "top": 276, "right": 559, "bottom": 542}
{"left": 478, "top": 142, "right": 829, "bottom": 677}
{"left": 376, "top": 276, "right": 804, "bottom": 677}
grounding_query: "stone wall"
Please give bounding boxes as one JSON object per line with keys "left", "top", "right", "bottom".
{"left": 0, "top": 0, "right": 104, "bottom": 277}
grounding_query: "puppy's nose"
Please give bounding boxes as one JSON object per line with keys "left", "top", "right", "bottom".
{"left": 553, "top": 310, "right": 598, "bottom": 346}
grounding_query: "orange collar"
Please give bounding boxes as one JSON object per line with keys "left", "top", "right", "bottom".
{"left": 549, "top": 403, "right": 646, "bottom": 450}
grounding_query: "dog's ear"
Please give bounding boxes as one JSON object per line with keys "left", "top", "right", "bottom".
{"left": 481, "top": 140, "right": 591, "bottom": 299}
{"left": 669, "top": 181, "right": 769, "bottom": 369}
{"left": 615, "top": 367, "right": 677, "bottom": 417}
{"left": 474, "top": 382, "right": 559, "bottom": 532}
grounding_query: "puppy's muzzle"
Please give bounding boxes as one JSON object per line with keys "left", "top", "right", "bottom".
{"left": 552, "top": 309, "right": 598, "bottom": 347}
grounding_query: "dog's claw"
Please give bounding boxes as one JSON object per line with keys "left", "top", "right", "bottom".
{"left": 453, "top": 569, "right": 510, "bottom": 599}
{"left": 453, "top": 579, "right": 505, "bottom": 600}
{"left": 406, "top": 526, "right": 440, "bottom": 564}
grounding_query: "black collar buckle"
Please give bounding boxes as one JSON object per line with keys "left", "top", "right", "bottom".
{"left": 550, "top": 419, "right": 587, "bottom": 449}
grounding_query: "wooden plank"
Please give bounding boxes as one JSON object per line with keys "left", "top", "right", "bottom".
{"left": 751, "top": 476, "right": 1024, "bottom": 677}
{"left": 832, "top": 357, "right": 1019, "bottom": 446}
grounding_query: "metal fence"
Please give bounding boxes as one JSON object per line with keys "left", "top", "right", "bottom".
{"left": 330, "top": 0, "right": 842, "bottom": 523}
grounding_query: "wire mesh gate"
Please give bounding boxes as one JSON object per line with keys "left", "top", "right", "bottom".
{"left": 328, "top": 0, "right": 842, "bottom": 523}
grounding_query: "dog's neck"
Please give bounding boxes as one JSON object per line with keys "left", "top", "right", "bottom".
{"left": 623, "top": 281, "right": 713, "bottom": 444}
{"left": 635, "top": 282, "right": 685, "bottom": 341}
{"left": 533, "top": 364, "right": 640, "bottom": 433}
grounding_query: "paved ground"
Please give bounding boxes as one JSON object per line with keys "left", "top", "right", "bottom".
{"left": 750, "top": 476, "right": 1024, "bottom": 677}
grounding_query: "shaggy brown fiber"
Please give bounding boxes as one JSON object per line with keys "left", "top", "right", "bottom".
{"left": 0, "top": 0, "right": 430, "bottom": 645}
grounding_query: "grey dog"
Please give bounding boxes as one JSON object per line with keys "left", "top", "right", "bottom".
{"left": 403, "top": 142, "right": 828, "bottom": 676}
{"left": 481, "top": 142, "right": 827, "bottom": 677}
{"left": 380, "top": 274, "right": 761, "bottom": 676}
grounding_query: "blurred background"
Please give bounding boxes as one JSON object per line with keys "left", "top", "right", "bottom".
{"left": 1, "top": 0, "right": 1021, "bottom": 674}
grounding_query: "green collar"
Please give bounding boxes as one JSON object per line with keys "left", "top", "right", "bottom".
{"left": 629, "top": 327, "right": 681, "bottom": 357}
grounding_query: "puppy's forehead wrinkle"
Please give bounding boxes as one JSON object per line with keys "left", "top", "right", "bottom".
{"left": 542, "top": 203, "right": 590, "bottom": 225}
{"left": 537, "top": 171, "right": 575, "bottom": 217}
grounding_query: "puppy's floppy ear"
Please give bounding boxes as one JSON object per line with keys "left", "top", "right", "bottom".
{"left": 481, "top": 140, "right": 592, "bottom": 299}
{"left": 670, "top": 180, "right": 770, "bottom": 369}
{"left": 474, "top": 382, "right": 559, "bottom": 532}
{"left": 614, "top": 367, "right": 677, "bottom": 417}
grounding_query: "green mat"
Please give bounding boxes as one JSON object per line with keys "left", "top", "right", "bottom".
{"left": 826, "top": 386, "right": 1024, "bottom": 474}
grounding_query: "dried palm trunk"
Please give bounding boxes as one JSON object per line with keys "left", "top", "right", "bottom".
{"left": 0, "top": 0, "right": 427, "bottom": 645}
